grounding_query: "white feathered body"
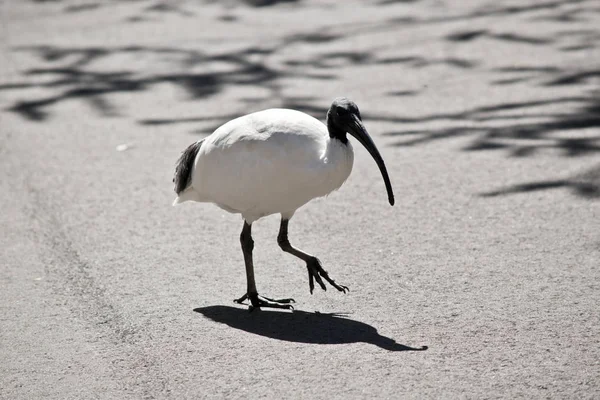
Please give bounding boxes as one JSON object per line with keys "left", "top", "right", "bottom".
{"left": 174, "top": 109, "right": 354, "bottom": 223}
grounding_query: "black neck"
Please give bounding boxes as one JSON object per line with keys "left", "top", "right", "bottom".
{"left": 327, "top": 117, "right": 348, "bottom": 144}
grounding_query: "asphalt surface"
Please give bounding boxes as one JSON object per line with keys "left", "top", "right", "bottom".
{"left": 1, "top": 0, "right": 599, "bottom": 398}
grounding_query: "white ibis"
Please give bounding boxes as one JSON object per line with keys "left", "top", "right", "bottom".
{"left": 173, "top": 97, "right": 394, "bottom": 310}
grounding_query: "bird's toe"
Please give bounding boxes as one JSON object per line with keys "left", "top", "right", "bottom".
{"left": 236, "top": 293, "right": 295, "bottom": 310}
{"left": 306, "top": 257, "right": 348, "bottom": 294}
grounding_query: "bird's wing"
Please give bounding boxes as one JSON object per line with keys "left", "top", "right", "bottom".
{"left": 190, "top": 110, "right": 330, "bottom": 215}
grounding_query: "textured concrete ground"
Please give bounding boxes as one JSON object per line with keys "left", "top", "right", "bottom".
{"left": 1, "top": 0, "right": 599, "bottom": 398}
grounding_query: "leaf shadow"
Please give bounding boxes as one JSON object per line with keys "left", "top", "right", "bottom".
{"left": 480, "top": 164, "right": 600, "bottom": 199}
{"left": 194, "top": 305, "right": 428, "bottom": 352}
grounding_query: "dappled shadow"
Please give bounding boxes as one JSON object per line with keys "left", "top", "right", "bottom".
{"left": 385, "top": 93, "right": 600, "bottom": 158}
{"left": 415, "top": 1, "right": 600, "bottom": 167}
{"left": 4, "top": 0, "right": 599, "bottom": 200}
{"left": 376, "top": 0, "right": 599, "bottom": 201}
{"left": 241, "top": 0, "right": 301, "bottom": 7}
{"left": 378, "top": 3, "right": 600, "bottom": 197}
{"left": 194, "top": 305, "right": 428, "bottom": 351}
{"left": 1, "top": 42, "right": 337, "bottom": 122}
{"left": 138, "top": 96, "right": 328, "bottom": 135}
{"left": 446, "top": 29, "right": 552, "bottom": 45}
{"left": 1, "top": 33, "right": 482, "bottom": 125}
{"left": 481, "top": 164, "right": 600, "bottom": 198}
{"left": 421, "top": 0, "right": 594, "bottom": 24}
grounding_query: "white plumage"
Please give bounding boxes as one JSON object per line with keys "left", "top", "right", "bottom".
{"left": 174, "top": 108, "right": 354, "bottom": 223}
{"left": 173, "top": 98, "right": 393, "bottom": 310}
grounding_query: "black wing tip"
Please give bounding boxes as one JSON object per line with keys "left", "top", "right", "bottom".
{"left": 173, "top": 140, "right": 203, "bottom": 194}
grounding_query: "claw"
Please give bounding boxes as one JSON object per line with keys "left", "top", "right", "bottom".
{"left": 315, "top": 274, "right": 326, "bottom": 291}
{"left": 261, "top": 296, "right": 295, "bottom": 304}
{"left": 234, "top": 293, "right": 248, "bottom": 304}
{"left": 306, "top": 257, "right": 348, "bottom": 294}
{"left": 235, "top": 293, "right": 295, "bottom": 310}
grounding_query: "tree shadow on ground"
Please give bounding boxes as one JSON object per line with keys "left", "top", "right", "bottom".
{"left": 4, "top": 0, "right": 599, "bottom": 201}
{"left": 384, "top": 93, "right": 600, "bottom": 157}
{"left": 1, "top": 36, "right": 476, "bottom": 126}
{"left": 1, "top": 43, "right": 337, "bottom": 122}
{"left": 194, "top": 305, "right": 428, "bottom": 351}
{"left": 480, "top": 163, "right": 600, "bottom": 199}
{"left": 378, "top": 0, "right": 600, "bottom": 200}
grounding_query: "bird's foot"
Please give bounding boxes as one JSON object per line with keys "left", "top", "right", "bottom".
{"left": 234, "top": 293, "right": 295, "bottom": 311}
{"left": 306, "top": 257, "right": 349, "bottom": 294}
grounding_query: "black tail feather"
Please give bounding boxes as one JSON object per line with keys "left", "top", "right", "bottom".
{"left": 173, "top": 139, "right": 204, "bottom": 195}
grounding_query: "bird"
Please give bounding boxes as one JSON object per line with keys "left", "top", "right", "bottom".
{"left": 173, "top": 97, "right": 394, "bottom": 310}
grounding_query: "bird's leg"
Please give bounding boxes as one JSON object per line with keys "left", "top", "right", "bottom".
{"left": 277, "top": 219, "right": 349, "bottom": 294}
{"left": 234, "top": 221, "right": 294, "bottom": 311}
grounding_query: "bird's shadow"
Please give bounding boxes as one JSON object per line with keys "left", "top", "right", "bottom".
{"left": 194, "top": 305, "right": 427, "bottom": 352}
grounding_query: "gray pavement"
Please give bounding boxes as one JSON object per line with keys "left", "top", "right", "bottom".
{"left": 1, "top": 0, "right": 599, "bottom": 398}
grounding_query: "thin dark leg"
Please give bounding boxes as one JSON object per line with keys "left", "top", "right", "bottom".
{"left": 277, "top": 218, "right": 349, "bottom": 294}
{"left": 234, "top": 221, "right": 294, "bottom": 311}
{"left": 240, "top": 221, "right": 257, "bottom": 297}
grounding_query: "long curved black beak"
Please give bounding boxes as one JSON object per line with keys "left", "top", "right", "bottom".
{"left": 347, "top": 115, "right": 395, "bottom": 206}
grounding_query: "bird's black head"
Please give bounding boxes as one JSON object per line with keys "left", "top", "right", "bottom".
{"left": 326, "top": 97, "right": 362, "bottom": 144}
{"left": 326, "top": 97, "right": 395, "bottom": 206}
